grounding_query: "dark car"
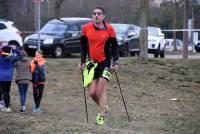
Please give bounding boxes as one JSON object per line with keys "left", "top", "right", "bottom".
{"left": 195, "top": 40, "right": 200, "bottom": 52}
{"left": 111, "top": 23, "right": 140, "bottom": 57}
{"left": 24, "top": 17, "right": 92, "bottom": 58}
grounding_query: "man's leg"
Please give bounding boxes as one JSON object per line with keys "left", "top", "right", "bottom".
{"left": 88, "top": 80, "right": 99, "bottom": 105}
{"left": 96, "top": 78, "right": 107, "bottom": 116}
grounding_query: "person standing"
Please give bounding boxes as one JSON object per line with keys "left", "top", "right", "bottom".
{"left": 79, "top": 6, "right": 119, "bottom": 125}
{"left": 0, "top": 85, "right": 4, "bottom": 109}
{"left": 15, "top": 50, "right": 31, "bottom": 113}
{"left": 0, "top": 45, "right": 23, "bottom": 112}
{"left": 0, "top": 41, "right": 7, "bottom": 108}
{"left": 31, "top": 50, "right": 46, "bottom": 113}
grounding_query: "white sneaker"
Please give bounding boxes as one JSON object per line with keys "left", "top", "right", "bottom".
{"left": 0, "top": 101, "right": 5, "bottom": 109}
{"left": 1, "top": 107, "right": 6, "bottom": 111}
{"left": 2, "top": 107, "right": 12, "bottom": 113}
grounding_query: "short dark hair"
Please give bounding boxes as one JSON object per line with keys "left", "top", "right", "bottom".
{"left": 2, "top": 45, "right": 11, "bottom": 53}
{"left": 94, "top": 6, "right": 105, "bottom": 15}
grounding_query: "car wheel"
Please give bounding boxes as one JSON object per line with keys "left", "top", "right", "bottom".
{"left": 195, "top": 46, "right": 200, "bottom": 52}
{"left": 154, "top": 45, "right": 160, "bottom": 58}
{"left": 53, "top": 45, "right": 64, "bottom": 58}
{"left": 160, "top": 50, "right": 165, "bottom": 58}
{"left": 130, "top": 52, "right": 135, "bottom": 56}
{"left": 154, "top": 51, "right": 159, "bottom": 58}
{"left": 25, "top": 49, "right": 36, "bottom": 57}
{"left": 119, "top": 44, "right": 129, "bottom": 57}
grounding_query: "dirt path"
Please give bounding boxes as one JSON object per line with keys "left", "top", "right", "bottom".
{"left": 0, "top": 57, "right": 199, "bottom": 134}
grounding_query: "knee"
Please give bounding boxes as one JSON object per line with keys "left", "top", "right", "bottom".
{"left": 88, "top": 90, "right": 96, "bottom": 97}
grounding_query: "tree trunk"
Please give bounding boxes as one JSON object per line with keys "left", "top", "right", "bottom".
{"left": 183, "top": 0, "right": 188, "bottom": 59}
{"left": 139, "top": 0, "right": 148, "bottom": 64}
{"left": 55, "top": 0, "right": 64, "bottom": 19}
{"left": 173, "top": 0, "right": 177, "bottom": 52}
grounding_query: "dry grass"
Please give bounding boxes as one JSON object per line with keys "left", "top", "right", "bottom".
{"left": 0, "top": 56, "right": 199, "bottom": 134}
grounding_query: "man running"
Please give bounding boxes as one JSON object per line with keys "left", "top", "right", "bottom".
{"left": 79, "top": 6, "right": 119, "bottom": 125}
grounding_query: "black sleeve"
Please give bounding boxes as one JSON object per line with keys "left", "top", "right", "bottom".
{"left": 104, "top": 37, "right": 119, "bottom": 68}
{"left": 110, "top": 37, "right": 119, "bottom": 62}
{"left": 80, "top": 36, "right": 88, "bottom": 64}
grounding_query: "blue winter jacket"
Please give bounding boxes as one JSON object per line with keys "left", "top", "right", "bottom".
{"left": 0, "top": 49, "right": 22, "bottom": 81}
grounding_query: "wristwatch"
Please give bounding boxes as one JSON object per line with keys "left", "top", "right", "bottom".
{"left": 113, "top": 60, "right": 119, "bottom": 65}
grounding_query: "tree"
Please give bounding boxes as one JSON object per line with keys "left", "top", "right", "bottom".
{"left": 54, "top": 0, "right": 65, "bottom": 19}
{"left": 183, "top": 0, "right": 188, "bottom": 59}
{"left": 139, "top": 0, "right": 148, "bottom": 63}
{"left": 173, "top": 0, "right": 178, "bottom": 51}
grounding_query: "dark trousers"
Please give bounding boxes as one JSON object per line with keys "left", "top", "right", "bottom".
{"left": 33, "top": 84, "right": 44, "bottom": 108}
{"left": 18, "top": 84, "right": 29, "bottom": 106}
{"left": 0, "top": 81, "right": 11, "bottom": 108}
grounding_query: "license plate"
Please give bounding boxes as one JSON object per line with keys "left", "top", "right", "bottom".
{"left": 28, "top": 45, "right": 37, "bottom": 49}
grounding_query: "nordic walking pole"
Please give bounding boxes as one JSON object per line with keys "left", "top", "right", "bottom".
{"left": 115, "top": 72, "right": 130, "bottom": 122}
{"left": 81, "top": 73, "right": 89, "bottom": 123}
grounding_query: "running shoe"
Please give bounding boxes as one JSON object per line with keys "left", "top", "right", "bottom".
{"left": 96, "top": 115, "right": 105, "bottom": 125}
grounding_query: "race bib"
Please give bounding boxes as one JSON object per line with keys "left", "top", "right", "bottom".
{"left": 102, "top": 69, "right": 111, "bottom": 81}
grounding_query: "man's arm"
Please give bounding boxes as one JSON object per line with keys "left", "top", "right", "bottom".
{"left": 80, "top": 36, "right": 88, "bottom": 64}
{"left": 110, "top": 37, "right": 119, "bottom": 62}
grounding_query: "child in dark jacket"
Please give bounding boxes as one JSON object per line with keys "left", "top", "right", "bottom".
{"left": 0, "top": 45, "right": 22, "bottom": 112}
{"left": 15, "top": 50, "right": 31, "bottom": 113}
{"left": 31, "top": 50, "right": 46, "bottom": 113}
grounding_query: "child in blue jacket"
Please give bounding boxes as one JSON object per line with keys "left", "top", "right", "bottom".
{"left": 0, "top": 45, "right": 22, "bottom": 112}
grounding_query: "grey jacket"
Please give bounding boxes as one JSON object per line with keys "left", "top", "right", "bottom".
{"left": 15, "top": 57, "right": 31, "bottom": 84}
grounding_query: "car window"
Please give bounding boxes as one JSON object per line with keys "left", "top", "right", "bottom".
{"left": 148, "top": 27, "right": 158, "bottom": 36}
{"left": 69, "top": 25, "right": 79, "bottom": 31}
{"left": 0, "top": 23, "right": 7, "bottom": 30}
{"left": 40, "top": 22, "right": 68, "bottom": 35}
{"left": 112, "top": 24, "right": 129, "bottom": 34}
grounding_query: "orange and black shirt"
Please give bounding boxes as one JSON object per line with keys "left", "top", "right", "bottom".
{"left": 81, "top": 22, "right": 119, "bottom": 67}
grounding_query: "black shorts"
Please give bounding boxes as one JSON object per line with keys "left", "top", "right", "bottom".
{"left": 93, "top": 61, "right": 106, "bottom": 80}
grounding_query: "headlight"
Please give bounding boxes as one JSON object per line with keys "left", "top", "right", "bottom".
{"left": 117, "top": 36, "right": 127, "bottom": 42}
{"left": 43, "top": 39, "right": 53, "bottom": 44}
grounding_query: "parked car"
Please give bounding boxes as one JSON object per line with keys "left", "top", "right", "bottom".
{"left": 165, "top": 39, "right": 183, "bottom": 52}
{"left": 111, "top": 23, "right": 140, "bottom": 57}
{"left": 165, "top": 39, "right": 194, "bottom": 52}
{"left": 194, "top": 40, "right": 200, "bottom": 52}
{"left": 0, "top": 19, "right": 23, "bottom": 47}
{"left": 24, "top": 17, "right": 92, "bottom": 57}
{"left": 148, "top": 27, "right": 166, "bottom": 58}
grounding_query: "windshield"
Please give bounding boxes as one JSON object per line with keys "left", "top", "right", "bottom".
{"left": 148, "top": 27, "right": 158, "bottom": 36}
{"left": 40, "top": 22, "right": 67, "bottom": 35}
{"left": 111, "top": 24, "right": 129, "bottom": 34}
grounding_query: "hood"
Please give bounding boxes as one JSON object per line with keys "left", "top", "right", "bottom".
{"left": 26, "top": 33, "right": 63, "bottom": 40}
{"left": 116, "top": 33, "right": 127, "bottom": 38}
{"left": 148, "top": 35, "right": 158, "bottom": 40}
